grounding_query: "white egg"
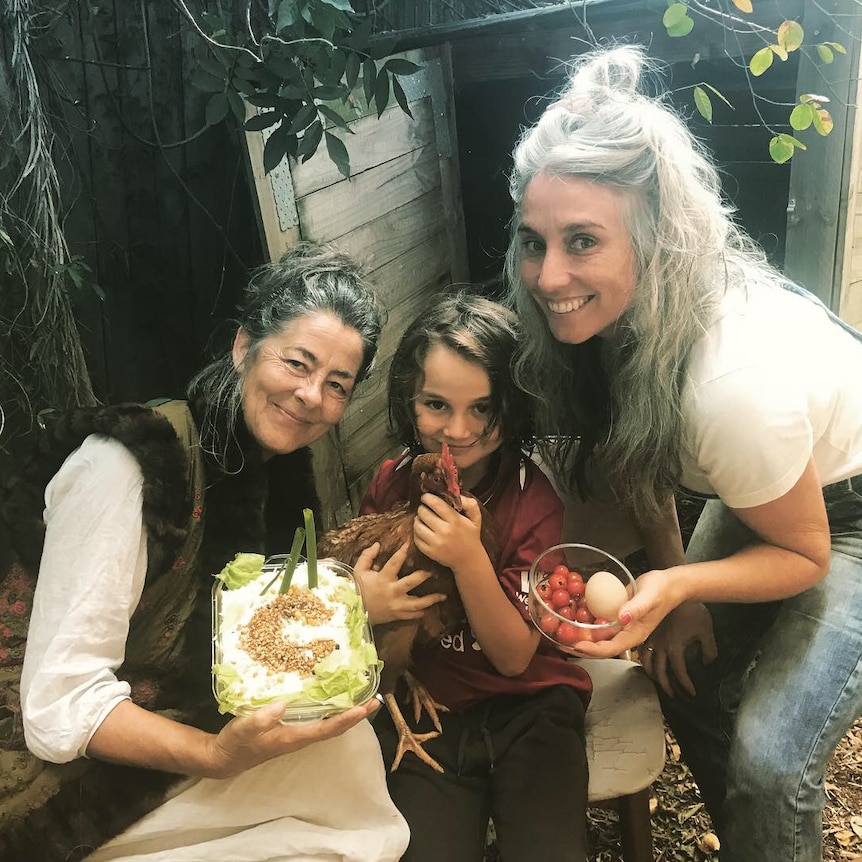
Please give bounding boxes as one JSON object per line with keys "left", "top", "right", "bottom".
{"left": 584, "top": 570, "right": 628, "bottom": 620}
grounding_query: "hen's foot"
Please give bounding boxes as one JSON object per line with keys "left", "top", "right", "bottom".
{"left": 403, "top": 670, "right": 449, "bottom": 732}
{"left": 384, "top": 692, "right": 444, "bottom": 773}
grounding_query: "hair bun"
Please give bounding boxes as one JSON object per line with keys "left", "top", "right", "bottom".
{"left": 556, "top": 44, "right": 647, "bottom": 111}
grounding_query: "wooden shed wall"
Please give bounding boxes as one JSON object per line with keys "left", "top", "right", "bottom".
{"left": 245, "top": 47, "right": 468, "bottom": 528}
{"left": 840, "top": 44, "right": 862, "bottom": 331}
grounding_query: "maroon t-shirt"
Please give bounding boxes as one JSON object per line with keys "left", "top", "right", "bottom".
{"left": 360, "top": 449, "right": 592, "bottom": 712}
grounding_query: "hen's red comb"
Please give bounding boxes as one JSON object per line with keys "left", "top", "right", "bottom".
{"left": 440, "top": 443, "right": 461, "bottom": 498}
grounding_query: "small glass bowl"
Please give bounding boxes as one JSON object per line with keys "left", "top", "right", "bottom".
{"left": 527, "top": 542, "right": 636, "bottom": 655}
{"left": 212, "top": 555, "right": 380, "bottom": 722}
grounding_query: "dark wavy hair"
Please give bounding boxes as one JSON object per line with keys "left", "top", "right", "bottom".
{"left": 187, "top": 241, "right": 385, "bottom": 467}
{"left": 388, "top": 292, "right": 535, "bottom": 452}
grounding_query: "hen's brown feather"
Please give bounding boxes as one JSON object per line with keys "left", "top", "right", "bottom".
{"left": 317, "top": 450, "right": 499, "bottom": 696}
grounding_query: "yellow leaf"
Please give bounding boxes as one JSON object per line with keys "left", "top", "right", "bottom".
{"left": 813, "top": 108, "right": 834, "bottom": 136}
{"left": 769, "top": 44, "right": 788, "bottom": 61}
{"left": 732, "top": 0, "right": 753, "bottom": 10}
{"left": 778, "top": 20, "right": 804, "bottom": 52}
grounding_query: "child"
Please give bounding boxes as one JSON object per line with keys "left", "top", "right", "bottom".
{"left": 358, "top": 294, "right": 592, "bottom": 862}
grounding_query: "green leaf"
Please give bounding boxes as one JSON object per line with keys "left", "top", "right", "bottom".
{"left": 246, "top": 92, "right": 282, "bottom": 109}
{"left": 777, "top": 20, "right": 804, "bottom": 52}
{"left": 693, "top": 85, "right": 712, "bottom": 122}
{"left": 374, "top": 68, "right": 390, "bottom": 117}
{"left": 309, "top": 2, "right": 337, "bottom": 40}
{"left": 663, "top": 3, "right": 688, "bottom": 27}
{"left": 769, "top": 135, "right": 795, "bottom": 164}
{"left": 363, "top": 57, "right": 377, "bottom": 105}
{"left": 392, "top": 76, "right": 413, "bottom": 119}
{"left": 749, "top": 46, "right": 774, "bottom": 76}
{"left": 205, "top": 92, "right": 229, "bottom": 126}
{"left": 769, "top": 133, "right": 807, "bottom": 164}
{"left": 276, "top": 0, "right": 300, "bottom": 32}
{"left": 312, "top": 85, "right": 347, "bottom": 100}
{"left": 789, "top": 102, "right": 814, "bottom": 131}
{"left": 319, "top": 104, "right": 354, "bottom": 132}
{"left": 287, "top": 102, "right": 318, "bottom": 134}
{"left": 369, "top": 38, "right": 398, "bottom": 60}
{"left": 817, "top": 44, "right": 835, "bottom": 64}
{"left": 190, "top": 70, "right": 225, "bottom": 93}
{"left": 703, "top": 83, "right": 734, "bottom": 110}
{"left": 244, "top": 111, "right": 281, "bottom": 132}
{"left": 828, "top": 42, "right": 847, "bottom": 55}
{"left": 345, "top": 52, "right": 361, "bottom": 90}
{"left": 264, "top": 124, "right": 289, "bottom": 173}
{"left": 319, "top": 0, "right": 354, "bottom": 10}
{"left": 666, "top": 15, "right": 694, "bottom": 37}
{"left": 298, "top": 119, "right": 324, "bottom": 161}
{"left": 227, "top": 90, "right": 246, "bottom": 123}
{"left": 325, "top": 131, "right": 351, "bottom": 177}
{"left": 383, "top": 58, "right": 422, "bottom": 76}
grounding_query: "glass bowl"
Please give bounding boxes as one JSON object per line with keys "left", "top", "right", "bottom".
{"left": 527, "top": 542, "right": 636, "bottom": 655}
{"left": 212, "top": 554, "right": 380, "bottom": 722}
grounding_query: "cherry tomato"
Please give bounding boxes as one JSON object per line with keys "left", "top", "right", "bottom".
{"left": 548, "top": 571, "right": 568, "bottom": 591}
{"left": 538, "top": 613, "right": 560, "bottom": 635}
{"left": 556, "top": 623, "right": 579, "bottom": 645}
{"left": 556, "top": 605, "right": 576, "bottom": 620}
{"left": 536, "top": 580, "right": 552, "bottom": 601}
{"left": 552, "top": 564, "right": 570, "bottom": 578}
{"left": 551, "top": 589, "right": 571, "bottom": 608}
{"left": 566, "top": 573, "right": 584, "bottom": 597}
{"left": 575, "top": 606, "right": 595, "bottom": 624}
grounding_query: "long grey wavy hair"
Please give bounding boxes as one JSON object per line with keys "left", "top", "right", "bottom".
{"left": 505, "top": 44, "right": 779, "bottom": 520}
{"left": 187, "top": 241, "right": 384, "bottom": 470}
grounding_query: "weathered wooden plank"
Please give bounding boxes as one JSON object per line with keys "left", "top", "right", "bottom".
{"left": 339, "top": 232, "right": 450, "bottom": 440}
{"left": 332, "top": 188, "right": 447, "bottom": 272}
{"left": 291, "top": 97, "right": 435, "bottom": 198}
{"left": 297, "top": 143, "right": 442, "bottom": 242}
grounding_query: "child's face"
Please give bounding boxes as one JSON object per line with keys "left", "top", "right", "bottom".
{"left": 413, "top": 344, "right": 502, "bottom": 488}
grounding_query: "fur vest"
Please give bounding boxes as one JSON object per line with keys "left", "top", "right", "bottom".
{"left": 0, "top": 400, "right": 318, "bottom": 861}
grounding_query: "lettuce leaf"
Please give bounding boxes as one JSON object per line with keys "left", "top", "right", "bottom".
{"left": 215, "top": 553, "right": 265, "bottom": 589}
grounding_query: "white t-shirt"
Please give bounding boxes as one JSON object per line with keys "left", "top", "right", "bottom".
{"left": 679, "top": 281, "right": 862, "bottom": 508}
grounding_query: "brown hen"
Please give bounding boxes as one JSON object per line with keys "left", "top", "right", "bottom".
{"left": 317, "top": 444, "right": 499, "bottom": 772}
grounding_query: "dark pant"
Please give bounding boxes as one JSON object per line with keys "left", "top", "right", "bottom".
{"left": 374, "top": 684, "right": 588, "bottom": 862}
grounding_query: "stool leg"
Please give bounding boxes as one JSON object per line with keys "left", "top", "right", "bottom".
{"left": 617, "top": 788, "right": 653, "bottom": 862}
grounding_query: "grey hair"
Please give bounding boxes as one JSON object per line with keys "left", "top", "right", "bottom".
{"left": 505, "top": 44, "right": 778, "bottom": 519}
{"left": 187, "top": 241, "right": 384, "bottom": 469}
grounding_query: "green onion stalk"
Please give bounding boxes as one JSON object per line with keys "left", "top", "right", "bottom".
{"left": 304, "top": 508, "right": 318, "bottom": 589}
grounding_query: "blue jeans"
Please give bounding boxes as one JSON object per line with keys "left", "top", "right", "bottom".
{"left": 661, "top": 475, "right": 862, "bottom": 862}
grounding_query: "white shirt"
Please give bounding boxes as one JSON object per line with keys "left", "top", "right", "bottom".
{"left": 680, "top": 282, "right": 862, "bottom": 508}
{"left": 20, "top": 434, "right": 148, "bottom": 762}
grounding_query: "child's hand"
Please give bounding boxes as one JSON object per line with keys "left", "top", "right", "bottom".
{"left": 413, "top": 494, "right": 485, "bottom": 569}
{"left": 352, "top": 540, "right": 446, "bottom": 625}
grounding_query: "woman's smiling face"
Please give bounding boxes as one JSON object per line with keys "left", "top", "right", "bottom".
{"left": 233, "top": 311, "right": 364, "bottom": 457}
{"left": 518, "top": 173, "right": 638, "bottom": 343}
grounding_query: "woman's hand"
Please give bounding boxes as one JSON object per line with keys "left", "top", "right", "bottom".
{"left": 206, "top": 698, "right": 381, "bottom": 779}
{"left": 352, "top": 541, "right": 446, "bottom": 625}
{"left": 413, "top": 493, "right": 484, "bottom": 569}
{"left": 566, "top": 567, "right": 687, "bottom": 659}
{"left": 639, "top": 602, "right": 717, "bottom": 697}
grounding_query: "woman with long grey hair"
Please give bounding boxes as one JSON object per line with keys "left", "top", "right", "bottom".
{"left": 506, "top": 44, "right": 862, "bottom": 862}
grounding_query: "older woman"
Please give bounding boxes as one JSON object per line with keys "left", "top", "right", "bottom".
{"left": 5, "top": 243, "right": 409, "bottom": 861}
{"left": 505, "top": 45, "right": 862, "bottom": 862}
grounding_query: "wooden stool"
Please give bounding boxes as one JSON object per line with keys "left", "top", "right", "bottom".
{"left": 577, "top": 657, "right": 666, "bottom": 862}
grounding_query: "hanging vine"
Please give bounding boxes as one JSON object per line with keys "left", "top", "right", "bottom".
{"left": 0, "top": 0, "right": 97, "bottom": 446}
